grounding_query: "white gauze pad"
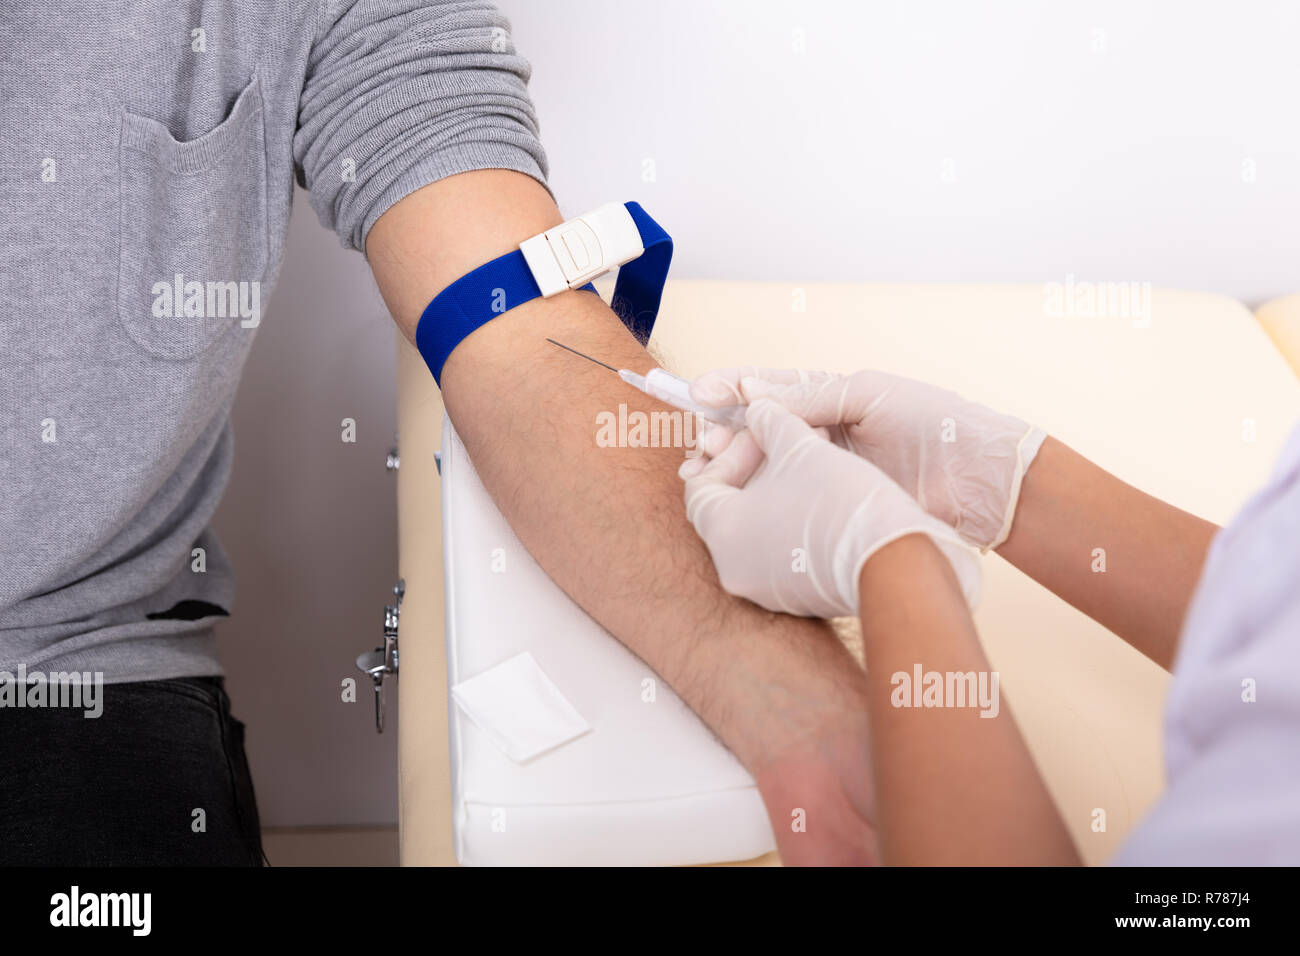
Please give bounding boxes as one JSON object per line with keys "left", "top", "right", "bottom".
{"left": 451, "top": 652, "right": 591, "bottom": 763}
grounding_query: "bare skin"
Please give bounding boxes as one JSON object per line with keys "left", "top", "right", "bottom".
{"left": 856, "top": 440, "right": 1217, "bottom": 863}
{"left": 996, "top": 437, "right": 1218, "bottom": 670}
{"left": 858, "top": 534, "right": 1081, "bottom": 865}
{"left": 366, "top": 169, "right": 878, "bottom": 864}
{"left": 364, "top": 168, "right": 1215, "bottom": 864}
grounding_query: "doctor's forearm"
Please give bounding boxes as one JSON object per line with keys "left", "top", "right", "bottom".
{"left": 996, "top": 437, "right": 1217, "bottom": 669}
{"left": 859, "top": 535, "right": 1080, "bottom": 866}
{"left": 366, "top": 171, "right": 878, "bottom": 862}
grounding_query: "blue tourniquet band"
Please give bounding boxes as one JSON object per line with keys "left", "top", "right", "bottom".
{"left": 415, "top": 201, "right": 671, "bottom": 385}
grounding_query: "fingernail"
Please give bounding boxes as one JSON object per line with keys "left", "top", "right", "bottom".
{"left": 678, "top": 457, "right": 705, "bottom": 479}
{"left": 701, "top": 426, "right": 731, "bottom": 457}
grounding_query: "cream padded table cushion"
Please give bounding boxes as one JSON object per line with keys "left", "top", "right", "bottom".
{"left": 397, "top": 280, "right": 1300, "bottom": 866}
{"left": 1256, "top": 293, "right": 1300, "bottom": 378}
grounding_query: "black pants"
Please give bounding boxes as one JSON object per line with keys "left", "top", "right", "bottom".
{"left": 0, "top": 676, "right": 263, "bottom": 866}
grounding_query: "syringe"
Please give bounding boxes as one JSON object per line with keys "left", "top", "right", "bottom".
{"left": 546, "top": 339, "right": 749, "bottom": 431}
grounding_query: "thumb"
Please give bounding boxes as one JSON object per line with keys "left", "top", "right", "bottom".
{"left": 689, "top": 367, "right": 760, "bottom": 405}
{"left": 741, "top": 372, "right": 883, "bottom": 430}
{"left": 690, "top": 367, "right": 822, "bottom": 406}
{"left": 738, "top": 377, "right": 828, "bottom": 422}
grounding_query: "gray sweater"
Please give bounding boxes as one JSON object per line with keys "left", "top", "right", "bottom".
{"left": 0, "top": 0, "right": 547, "bottom": 681}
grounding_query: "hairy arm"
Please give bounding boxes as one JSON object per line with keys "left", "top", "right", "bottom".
{"left": 997, "top": 437, "right": 1218, "bottom": 670}
{"left": 859, "top": 534, "right": 1081, "bottom": 865}
{"left": 367, "top": 170, "right": 877, "bottom": 863}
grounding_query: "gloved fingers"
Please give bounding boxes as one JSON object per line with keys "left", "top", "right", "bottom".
{"left": 690, "top": 367, "right": 833, "bottom": 406}
{"left": 681, "top": 476, "right": 734, "bottom": 533}
{"left": 682, "top": 420, "right": 827, "bottom": 484}
{"left": 699, "top": 421, "right": 736, "bottom": 459}
{"left": 678, "top": 455, "right": 708, "bottom": 480}
{"left": 689, "top": 366, "right": 761, "bottom": 406}
{"left": 698, "top": 420, "right": 824, "bottom": 462}
{"left": 739, "top": 372, "right": 889, "bottom": 430}
{"left": 698, "top": 428, "right": 765, "bottom": 488}
{"left": 678, "top": 425, "right": 732, "bottom": 479}
{"left": 681, "top": 430, "right": 763, "bottom": 529}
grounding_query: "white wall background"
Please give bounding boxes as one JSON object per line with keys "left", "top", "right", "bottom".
{"left": 517, "top": 0, "right": 1300, "bottom": 304}
{"left": 213, "top": 202, "right": 399, "bottom": 827}
{"left": 216, "top": 0, "right": 1300, "bottom": 828}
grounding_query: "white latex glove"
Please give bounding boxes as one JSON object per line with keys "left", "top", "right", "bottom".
{"left": 680, "top": 399, "right": 981, "bottom": 618}
{"left": 691, "top": 368, "right": 1046, "bottom": 552}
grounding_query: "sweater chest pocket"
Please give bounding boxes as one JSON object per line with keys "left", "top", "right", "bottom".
{"left": 117, "top": 76, "right": 268, "bottom": 361}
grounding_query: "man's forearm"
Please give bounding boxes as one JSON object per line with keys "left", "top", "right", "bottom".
{"left": 367, "top": 171, "right": 877, "bottom": 862}
{"left": 996, "top": 437, "right": 1218, "bottom": 669}
{"left": 859, "top": 534, "right": 1080, "bottom": 865}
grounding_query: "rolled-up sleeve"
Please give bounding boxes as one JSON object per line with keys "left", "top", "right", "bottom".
{"left": 295, "top": 0, "right": 550, "bottom": 252}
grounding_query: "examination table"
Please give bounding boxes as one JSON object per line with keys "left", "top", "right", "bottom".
{"left": 395, "top": 281, "right": 1300, "bottom": 866}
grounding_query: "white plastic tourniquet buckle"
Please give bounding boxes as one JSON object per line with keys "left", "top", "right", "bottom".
{"left": 519, "top": 201, "right": 645, "bottom": 297}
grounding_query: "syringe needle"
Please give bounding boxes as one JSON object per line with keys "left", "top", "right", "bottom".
{"left": 545, "top": 337, "right": 620, "bottom": 373}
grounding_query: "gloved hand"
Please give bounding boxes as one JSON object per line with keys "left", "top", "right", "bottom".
{"left": 690, "top": 368, "right": 1046, "bottom": 551}
{"left": 680, "top": 399, "right": 981, "bottom": 618}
